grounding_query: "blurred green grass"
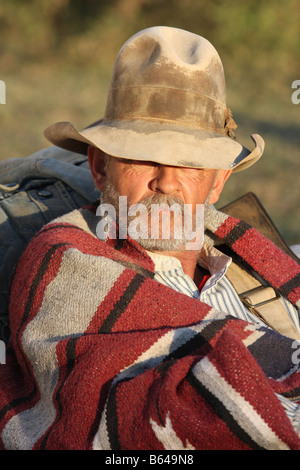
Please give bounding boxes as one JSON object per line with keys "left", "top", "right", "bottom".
{"left": 0, "top": 0, "right": 299, "bottom": 243}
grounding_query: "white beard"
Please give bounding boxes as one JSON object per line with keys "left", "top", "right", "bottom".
{"left": 100, "top": 176, "right": 204, "bottom": 252}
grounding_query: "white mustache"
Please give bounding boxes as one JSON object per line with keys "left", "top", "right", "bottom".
{"left": 100, "top": 179, "right": 204, "bottom": 250}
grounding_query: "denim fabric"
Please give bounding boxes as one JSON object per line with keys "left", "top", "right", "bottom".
{"left": 0, "top": 146, "right": 100, "bottom": 342}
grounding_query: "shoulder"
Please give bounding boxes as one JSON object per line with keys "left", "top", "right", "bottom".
{"left": 10, "top": 205, "right": 101, "bottom": 289}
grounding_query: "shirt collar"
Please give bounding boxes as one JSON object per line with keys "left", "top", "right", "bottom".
{"left": 198, "top": 243, "right": 232, "bottom": 277}
{"left": 146, "top": 243, "right": 232, "bottom": 279}
{"left": 198, "top": 244, "right": 232, "bottom": 292}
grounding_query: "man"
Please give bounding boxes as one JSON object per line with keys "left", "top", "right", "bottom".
{"left": 0, "top": 26, "right": 300, "bottom": 450}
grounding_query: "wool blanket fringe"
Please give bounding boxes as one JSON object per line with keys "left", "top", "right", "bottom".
{"left": 0, "top": 204, "right": 300, "bottom": 450}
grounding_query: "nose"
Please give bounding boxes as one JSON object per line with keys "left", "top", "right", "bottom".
{"left": 149, "top": 165, "right": 181, "bottom": 195}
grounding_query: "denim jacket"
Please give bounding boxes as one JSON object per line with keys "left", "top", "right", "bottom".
{"left": 0, "top": 146, "right": 100, "bottom": 341}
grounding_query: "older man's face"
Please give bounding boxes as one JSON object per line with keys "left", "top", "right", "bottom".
{"left": 89, "top": 149, "right": 231, "bottom": 251}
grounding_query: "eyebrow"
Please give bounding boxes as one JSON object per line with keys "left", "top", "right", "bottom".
{"left": 116, "top": 157, "right": 158, "bottom": 166}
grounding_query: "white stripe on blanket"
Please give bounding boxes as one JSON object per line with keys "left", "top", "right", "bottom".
{"left": 2, "top": 248, "right": 126, "bottom": 449}
{"left": 192, "top": 356, "right": 290, "bottom": 450}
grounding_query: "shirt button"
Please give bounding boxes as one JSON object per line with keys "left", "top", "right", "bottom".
{"left": 38, "top": 190, "right": 52, "bottom": 198}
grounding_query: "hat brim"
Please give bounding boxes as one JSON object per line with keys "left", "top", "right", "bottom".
{"left": 44, "top": 119, "right": 264, "bottom": 172}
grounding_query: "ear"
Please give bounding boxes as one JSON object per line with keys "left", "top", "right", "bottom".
{"left": 88, "top": 146, "right": 107, "bottom": 191}
{"left": 208, "top": 169, "right": 232, "bottom": 204}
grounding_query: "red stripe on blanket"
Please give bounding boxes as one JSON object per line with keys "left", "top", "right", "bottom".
{"left": 37, "top": 328, "right": 171, "bottom": 449}
{"left": 41, "top": 222, "right": 155, "bottom": 274}
{"left": 0, "top": 348, "right": 36, "bottom": 435}
{"left": 213, "top": 216, "right": 300, "bottom": 304}
{"left": 285, "top": 285, "right": 300, "bottom": 306}
{"left": 85, "top": 268, "right": 138, "bottom": 333}
{"left": 213, "top": 215, "right": 239, "bottom": 238}
{"left": 208, "top": 328, "right": 300, "bottom": 449}
{"left": 231, "top": 228, "right": 300, "bottom": 288}
{"left": 269, "top": 369, "right": 300, "bottom": 399}
{"left": 0, "top": 241, "right": 70, "bottom": 437}
{"left": 113, "top": 355, "right": 253, "bottom": 450}
{"left": 111, "top": 277, "right": 213, "bottom": 332}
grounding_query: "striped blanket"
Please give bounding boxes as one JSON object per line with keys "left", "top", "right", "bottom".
{"left": 0, "top": 204, "right": 300, "bottom": 450}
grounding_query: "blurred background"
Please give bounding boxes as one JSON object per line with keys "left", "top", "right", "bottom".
{"left": 0, "top": 0, "right": 299, "bottom": 243}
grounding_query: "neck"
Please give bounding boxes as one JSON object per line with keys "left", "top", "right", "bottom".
{"left": 150, "top": 248, "right": 205, "bottom": 284}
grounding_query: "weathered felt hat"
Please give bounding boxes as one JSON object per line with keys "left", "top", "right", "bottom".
{"left": 44, "top": 26, "right": 264, "bottom": 172}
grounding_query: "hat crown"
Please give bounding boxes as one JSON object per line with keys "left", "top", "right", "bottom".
{"left": 113, "top": 27, "right": 226, "bottom": 100}
{"left": 44, "top": 26, "right": 264, "bottom": 172}
{"left": 104, "top": 26, "right": 228, "bottom": 133}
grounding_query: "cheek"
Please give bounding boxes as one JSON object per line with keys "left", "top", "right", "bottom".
{"left": 185, "top": 180, "right": 214, "bottom": 207}
{"left": 201, "top": 173, "right": 218, "bottom": 202}
{"left": 182, "top": 170, "right": 217, "bottom": 203}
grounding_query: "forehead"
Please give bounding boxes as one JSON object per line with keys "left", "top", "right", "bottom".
{"left": 107, "top": 155, "right": 216, "bottom": 173}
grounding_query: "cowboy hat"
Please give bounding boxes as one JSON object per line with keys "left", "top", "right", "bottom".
{"left": 44, "top": 26, "right": 264, "bottom": 172}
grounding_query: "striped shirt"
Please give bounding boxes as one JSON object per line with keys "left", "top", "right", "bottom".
{"left": 147, "top": 244, "right": 300, "bottom": 331}
{"left": 146, "top": 244, "right": 300, "bottom": 434}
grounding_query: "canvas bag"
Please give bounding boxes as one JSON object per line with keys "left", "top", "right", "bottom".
{"left": 0, "top": 146, "right": 99, "bottom": 342}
